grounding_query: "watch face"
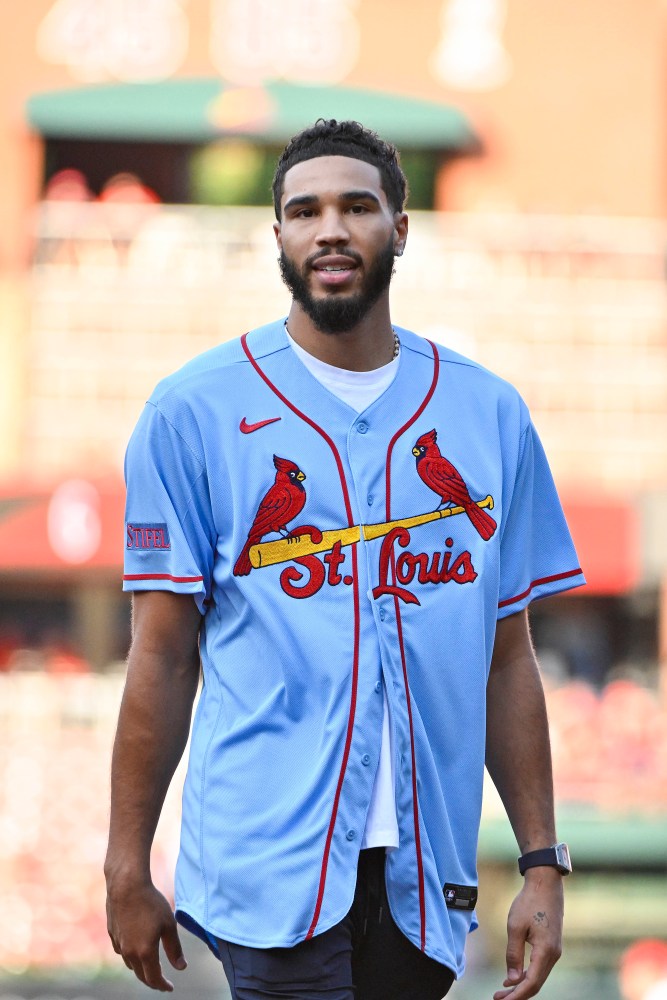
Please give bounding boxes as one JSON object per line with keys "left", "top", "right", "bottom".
{"left": 555, "top": 843, "right": 572, "bottom": 872}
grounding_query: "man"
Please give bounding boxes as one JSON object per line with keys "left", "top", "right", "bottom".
{"left": 105, "top": 119, "right": 584, "bottom": 1000}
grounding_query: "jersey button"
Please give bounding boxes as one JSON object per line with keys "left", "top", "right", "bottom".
{"left": 357, "top": 421, "right": 368, "bottom": 434}
{"left": 361, "top": 754, "right": 371, "bottom": 766}
{"left": 367, "top": 494, "right": 374, "bottom": 506}
{"left": 346, "top": 829, "right": 356, "bottom": 841}
{"left": 379, "top": 608, "right": 386, "bottom": 621}
{"left": 375, "top": 680, "right": 382, "bottom": 694}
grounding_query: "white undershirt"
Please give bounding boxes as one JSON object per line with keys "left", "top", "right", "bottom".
{"left": 287, "top": 330, "right": 400, "bottom": 850}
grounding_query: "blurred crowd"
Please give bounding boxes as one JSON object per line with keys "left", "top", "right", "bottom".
{"left": 34, "top": 167, "right": 162, "bottom": 270}
{"left": 44, "top": 167, "right": 160, "bottom": 208}
{"left": 547, "top": 677, "right": 667, "bottom": 812}
{"left": 0, "top": 638, "right": 90, "bottom": 675}
{"left": 0, "top": 672, "right": 179, "bottom": 973}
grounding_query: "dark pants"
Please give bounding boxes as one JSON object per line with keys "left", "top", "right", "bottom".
{"left": 217, "top": 848, "right": 455, "bottom": 1000}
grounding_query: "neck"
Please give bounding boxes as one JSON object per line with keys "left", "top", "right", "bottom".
{"left": 285, "top": 297, "right": 395, "bottom": 371}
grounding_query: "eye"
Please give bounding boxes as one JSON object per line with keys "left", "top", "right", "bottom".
{"left": 349, "top": 204, "right": 368, "bottom": 214}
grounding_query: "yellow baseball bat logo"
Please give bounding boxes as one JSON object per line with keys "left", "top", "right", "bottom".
{"left": 250, "top": 496, "right": 494, "bottom": 569}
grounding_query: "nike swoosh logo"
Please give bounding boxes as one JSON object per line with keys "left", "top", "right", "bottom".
{"left": 239, "top": 416, "right": 282, "bottom": 434}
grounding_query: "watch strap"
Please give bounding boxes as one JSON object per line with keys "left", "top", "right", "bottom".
{"left": 518, "top": 843, "right": 572, "bottom": 876}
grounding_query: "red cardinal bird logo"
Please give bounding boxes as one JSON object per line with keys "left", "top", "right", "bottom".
{"left": 233, "top": 455, "right": 307, "bottom": 576}
{"left": 412, "top": 429, "right": 497, "bottom": 541}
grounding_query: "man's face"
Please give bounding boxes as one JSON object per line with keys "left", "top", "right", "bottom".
{"left": 274, "top": 156, "right": 407, "bottom": 334}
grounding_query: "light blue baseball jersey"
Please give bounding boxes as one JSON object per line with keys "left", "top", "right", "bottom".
{"left": 123, "top": 320, "right": 585, "bottom": 977}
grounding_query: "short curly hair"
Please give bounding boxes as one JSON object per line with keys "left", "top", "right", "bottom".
{"left": 272, "top": 119, "right": 408, "bottom": 220}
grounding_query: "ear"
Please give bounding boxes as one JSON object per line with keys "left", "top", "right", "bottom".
{"left": 393, "top": 212, "right": 408, "bottom": 257}
{"left": 273, "top": 221, "right": 282, "bottom": 252}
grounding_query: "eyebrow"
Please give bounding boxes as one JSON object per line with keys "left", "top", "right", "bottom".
{"left": 341, "top": 190, "right": 382, "bottom": 206}
{"left": 283, "top": 189, "right": 382, "bottom": 213}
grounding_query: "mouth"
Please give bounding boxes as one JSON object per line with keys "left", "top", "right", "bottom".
{"left": 310, "top": 255, "right": 360, "bottom": 289}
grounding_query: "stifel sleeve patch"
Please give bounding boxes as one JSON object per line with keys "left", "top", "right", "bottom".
{"left": 126, "top": 522, "right": 171, "bottom": 550}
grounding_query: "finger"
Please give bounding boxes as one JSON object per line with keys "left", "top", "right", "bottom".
{"left": 122, "top": 945, "right": 174, "bottom": 993}
{"left": 494, "top": 970, "right": 541, "bottom": 1000}
{"left": 162, "top": 920, "right": 188, "bottom": 971}
{"left": 132, "top": 960, "right": 174, "bottom": 992}
{"left": 110, "top": 936, "right": 132, "bottom": 970}
{"left": 493, "top": 970, "right": 525, "bottom": 1000}
{"left": 493, "top": 947, "right": 558, "bottom": 1000}
{"left": 493, "top": 973, "right": 540, "bottom": 1000}
{"left": 138, "top": 949, "right": 175, "bottom": 992}
{"left": 106, "top": 912, "right": 120, "bottom": 953}
{"left": 503, "top": 968, "right": 526, "bottom": 988}
{"left": 126, "top": 956, "right": 152, "bottom": 988}
{"left": 504, "top": 921, "right": 527, "bottom": 988}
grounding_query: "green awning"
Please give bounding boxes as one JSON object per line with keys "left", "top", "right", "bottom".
{"left": 479, "top": 811, "right": 667, "bottom": 866}
{"left": 26, "top": 78, "right": 478, "bottom": 151}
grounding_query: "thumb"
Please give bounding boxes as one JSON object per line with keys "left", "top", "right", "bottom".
{"left": 162, "top": 919, "right": 187, "bottom": 972}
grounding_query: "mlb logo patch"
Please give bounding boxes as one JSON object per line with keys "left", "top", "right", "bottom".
{"left": 443, "top": 883, "right": 478, "bottom": 910}
{"left": 126, "top": 522, "right": 171, "bottom": 550}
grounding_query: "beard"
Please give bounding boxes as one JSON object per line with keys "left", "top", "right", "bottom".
{"left": 279, "top": 236, "right": 396, "bottom": 335}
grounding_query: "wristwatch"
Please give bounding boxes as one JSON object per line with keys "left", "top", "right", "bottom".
{"left": 518, "top": 842, "right": 572, "bottom": 876}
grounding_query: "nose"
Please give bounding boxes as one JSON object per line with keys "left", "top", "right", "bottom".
{"left": 315, "top": 207, "right": 350, "bottom": 247}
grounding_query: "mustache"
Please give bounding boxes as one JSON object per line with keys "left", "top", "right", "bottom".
{"left": 305, "top": 247, "right": 363, "bottom": 269}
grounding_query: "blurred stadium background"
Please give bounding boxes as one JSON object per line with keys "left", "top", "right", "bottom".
{"left": 0, "top": 2, "right": 666, "bottom": 999}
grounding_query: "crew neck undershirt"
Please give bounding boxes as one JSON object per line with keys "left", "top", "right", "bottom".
{"left": 287, "top": 331, "right": 399, "bottom": 414}
{"left": 286, "top": 328, "right": 400, "bottom": 851}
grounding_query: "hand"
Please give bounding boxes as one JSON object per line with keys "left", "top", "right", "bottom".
{"left": 106, "top": 877, "right": 187, "bottom": 992}
{"left": 493, "top": 868, "right": 564, "bottom": 1000}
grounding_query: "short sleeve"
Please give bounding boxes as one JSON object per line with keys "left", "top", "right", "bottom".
{"left": 123, "top": 402, "right": 215, "bottom": 613}
{"left": 498, "top": 422, "right": 585, "bottom": 618}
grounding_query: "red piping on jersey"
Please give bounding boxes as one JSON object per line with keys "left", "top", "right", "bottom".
{"left": 123, "top": 573, "right": 204, "bottom": 583}
{"left": 241, "top": 332, "right": 360, "bottom": 940}
{"left": 384, "top": 339, "right": 440, "bottom": 952}
{"left": 498, "top": 568, "right": 583, "bottom": 609}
